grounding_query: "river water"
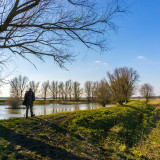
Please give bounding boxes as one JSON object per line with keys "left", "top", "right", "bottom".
{"left": 0, "top": 103, "right": 107, "bottom": 120}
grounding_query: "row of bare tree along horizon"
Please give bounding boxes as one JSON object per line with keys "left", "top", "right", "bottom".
{"left": 10, "top": 75, "right": 97, "bottom": 102}
{"left": 9, "top": 67, "right": 154, "bottom": 106}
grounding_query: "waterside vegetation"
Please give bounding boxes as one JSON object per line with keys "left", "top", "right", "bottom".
{"left": 1, "top": 99, "right": 90, "bottom": 106}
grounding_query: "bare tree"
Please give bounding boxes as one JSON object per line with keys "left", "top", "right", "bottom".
{"left": 58, "top": 81, "right": 65, "bottom": 100}
{"left": 54, "top": 81, "right": 59, "bottom": 100}
{"left": 10, "top": 77, "right": 19, "bottom": 97}
{"left": 91, "top": 81, "right": 99, "bottom": 101}
{"left": 68, "top": 80, "right": 73, "bottom": 101}
{"left": 64, "top": 80, "right": 70, "bottom": 100}
{"left": 107, "top": 67, "right": 139, "bottom": 105}
{"left": 10, "top": 75, "right": 29, "bottom": 98}
{"left": 49, "top": 80, "right": 59, "bottom": 100}
{"left": 29, "top": 80, "right": 40, "bottom": 96}
{"left": 140, "top": 83, "right": 154, "bottom": 104}
{"left": 95, "top": 79, "right": 112, "bottom": 107}
{"left": 49, "top": 81, "right": 56, "bottom": 100}
{"left": 41, "top": 80, "right": 49, "bottom": 100}
{"left": 0, "top": 0, "right": 126, "bottom": 67}
{"left": 84, "top": 81, "right": 93, "bottom": 102}
{"left": 73, "top": 81, "right": 83, "bottom": 101}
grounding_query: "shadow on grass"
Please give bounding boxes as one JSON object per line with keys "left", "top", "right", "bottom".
{"left": 34, "top": 116, "right": 84, "bottom": 141}
{"left": 73, "top": 104, "right": 158, "bottom": 147}
{"left": 0, "top": 124, "right": 89, "bottom": 160}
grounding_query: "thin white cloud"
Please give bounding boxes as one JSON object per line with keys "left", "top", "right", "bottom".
{"left": 137, "top": 56, "right": 147, "bottom": 60}
{"left": 95, "top": 60, "right": 101, "bottom": 63}
{"left": 103, "top": 63, "right": 108, "bottom": 66}
{"left": 94, "top": 61, "right": 108, "bottom": 66}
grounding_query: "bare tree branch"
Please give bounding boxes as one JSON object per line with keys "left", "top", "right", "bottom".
{"left": 0, "top": 0, "right": 126, "bottom": 67}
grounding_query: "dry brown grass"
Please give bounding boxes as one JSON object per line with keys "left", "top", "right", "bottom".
{"left": 148, "top": 100, "right": 160, "bottom": 106}
{"left": 136, "top": 121, "right": 160, "bottom": 159}
{"left": 135, "top": 100, "right": 160, "bottom": 106}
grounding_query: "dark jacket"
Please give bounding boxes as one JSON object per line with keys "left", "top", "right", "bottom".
{"left": 24, "top": 90, "right": 35, "bottom": 105}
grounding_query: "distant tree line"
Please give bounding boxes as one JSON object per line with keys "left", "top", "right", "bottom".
{"left": 9, "top": 67, "right": 154, "bottom": 106}
{"left": 10, "top": 77, "right": 85, "bottom": 101}
{"left": 9, "top": 76, "right": 99, "bottom": 102}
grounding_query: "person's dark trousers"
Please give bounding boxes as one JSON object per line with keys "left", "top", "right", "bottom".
{"left": 26, "top": 102, "right": 34, "bottom": 118}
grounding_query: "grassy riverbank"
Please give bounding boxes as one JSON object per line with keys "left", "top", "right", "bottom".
{"left": 0, "top": 101, "right": 160, "bottom": 159}
{"left": 0, "top": 99, "right": 6, "bottom": 105}
{"left": 33, "top": 99, "right": 89, "bottom": 105}
{"left": 0, "top": 99, "right": 89, "bottom": 105}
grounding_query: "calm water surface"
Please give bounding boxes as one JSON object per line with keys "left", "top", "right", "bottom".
{"left": 0, "top": 103, "right": 108, "bottom": 120}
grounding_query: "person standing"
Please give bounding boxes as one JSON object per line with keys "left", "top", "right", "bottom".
{"left": 24, "top": 88, "right": 35, "bottom": 118}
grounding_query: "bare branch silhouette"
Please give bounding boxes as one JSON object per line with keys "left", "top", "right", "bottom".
{"left": 0, "top": 0, "right": 126, "bottom": 67}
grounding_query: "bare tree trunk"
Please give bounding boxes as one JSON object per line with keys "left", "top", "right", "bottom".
{"left": 41, "top": 81, "right": 49, "bottom": 101}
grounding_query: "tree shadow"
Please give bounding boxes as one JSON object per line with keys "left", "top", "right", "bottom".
{"left": 0, "top": 124, "right": 89, "bottom": 160}
{"left": 34, "top": 116, "right": 84, "bottom": 141}
{"left": 73, "top": 104, "right": 158, "bottom": 147}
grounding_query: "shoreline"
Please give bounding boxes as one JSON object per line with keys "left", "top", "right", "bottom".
{"left": 0, "top": 99, "right": 90, "bottom": 105}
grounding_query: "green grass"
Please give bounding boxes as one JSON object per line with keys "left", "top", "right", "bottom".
{"left": 0, "top": 101, "right": 159, "bottom": 159}
{"left": 0, "top": 99, "right": 6, "bottom": 105}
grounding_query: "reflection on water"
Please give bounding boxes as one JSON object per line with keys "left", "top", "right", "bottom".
{"left": 7, "top": 109, "right": 21, "bottom": 115}
{"left": 35, "top": 103, "right": 100, "bottom": 115}
{"left": 0, "top": 105, "right": 25, "bottom": 120}
{"left": 0, "top": 103, "right": 105, "bottom": 120}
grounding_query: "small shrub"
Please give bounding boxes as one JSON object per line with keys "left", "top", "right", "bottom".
{"left": 6, "top": 97, "right": 21, "bottom": 109}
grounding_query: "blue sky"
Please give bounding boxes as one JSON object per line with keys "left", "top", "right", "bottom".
{"left": 2, "top": 0, "right": 160, "bottom": 96}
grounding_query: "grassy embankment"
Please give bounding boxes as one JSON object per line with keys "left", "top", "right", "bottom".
{"left": 0, "top": 101, "right": 160, "bottom": 159}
